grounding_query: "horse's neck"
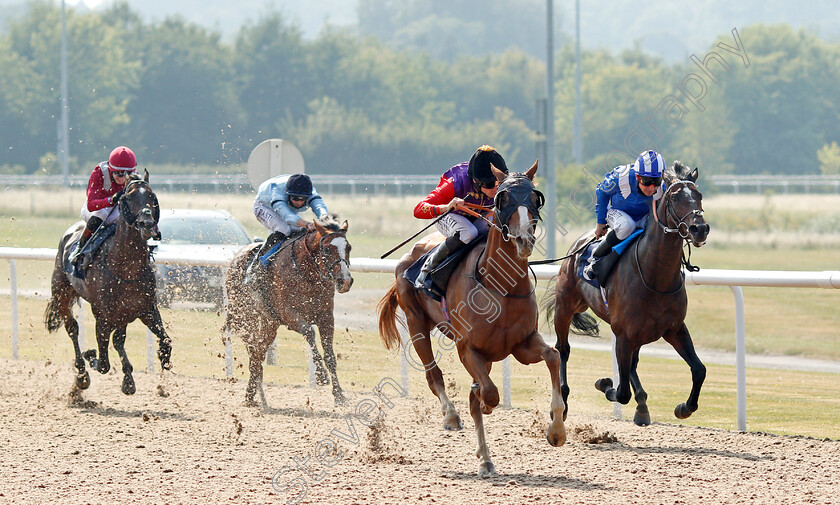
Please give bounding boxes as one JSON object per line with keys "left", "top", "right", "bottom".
{"left": 478, "top": 228, "right": 530, "bottom": 295}
{"left": 293, "top": 233, "right": 327, "bottom": 282}
{"left": 637, "top": 210, "right": 684, "bottom": 289}
{"left": 107, "top": 221, "right": 149, "bottom": 274}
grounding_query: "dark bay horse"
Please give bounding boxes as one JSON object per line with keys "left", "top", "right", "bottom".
{"left": 223, "top": 214, "right": 353, "bottom": 407}
{"left": 378, "top": 162, "right": 566, "bottom": 477}
{"left": 545, "top": 162, "right": 710, "bottom": 426}
{"left": 45, "top": 172, "right": 171, "bottom": 395}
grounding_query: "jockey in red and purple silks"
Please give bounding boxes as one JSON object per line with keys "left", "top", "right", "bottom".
{"left": 412, "top": 145, "right": 508, "bottom": 289}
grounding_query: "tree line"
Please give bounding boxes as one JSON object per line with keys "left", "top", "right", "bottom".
{"left": 1, "top": 1, "right": 839, "bottom": 187}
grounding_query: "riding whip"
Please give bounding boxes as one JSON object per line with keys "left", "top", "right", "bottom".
{"left": 380, "top": 209, "right": 453, "bottom": 259}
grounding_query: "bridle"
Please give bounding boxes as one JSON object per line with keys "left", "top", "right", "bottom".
{"left": 653, "top": 180, "right": 703, "bottom": 240}
{"left": 635, "top": 179, "right": 705, "bottom": 294}
{"left": 293, "top": 229, "right": 350, "bottom": 282}
{"left": 118, "top": 178, "right": 160, "bottom": 230}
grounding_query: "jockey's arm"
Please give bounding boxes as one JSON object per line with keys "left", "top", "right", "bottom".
{"left": 85, "top": 168, "right": 115, "bottom": 211}
{"left": 413, "top": 179, "right": 456, "bottom": 219}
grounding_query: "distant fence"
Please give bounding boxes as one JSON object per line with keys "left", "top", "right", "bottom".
{"left": 0, "top": 173, "right": 441, "bottom": 196}
{"left": 2, "top": 247, "right": 839, "bottom": 431}
{"left": 5, "top": 173, "right": 840, "bottom": 195}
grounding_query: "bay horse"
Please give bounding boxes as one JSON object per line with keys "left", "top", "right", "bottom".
{"left": 45, "top": 171, "right": 171, "bottom": 395}
{"left": 223, "top": 214, "right": 353, "bottom": 407}
{"left": 544, "top": 161, "right": 710, "bottom": 426}
{"left": 378, "top": 162, "right": 566, "bottom": 477}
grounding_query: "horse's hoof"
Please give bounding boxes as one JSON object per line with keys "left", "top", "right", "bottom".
{"left": 333, "top": 392, "right": 348, "bottom": 407}
{"left": 122, "top": 375, "right": 136, "bottom": 395}
{"left": 634, "top": 410, "right": 651, "bottom": 426}
{"left": 477, "top": 461, "right": 497, "bottom": 478}
{"left": 443, "top": 415, "right": 463, "bottom": 431}
{"left": 595, "top": 378, "right": 613, "bottom": 392}
{"left": 160, "top": 360, "right": 172, "bottom": 371}
{"left": 674, "top": 403, "right": 693, "bottom": 419}
{"left": 244, "top": 398, "right": 260, "bottom": 408}
{"left": 75, "top": 371, "right": 91, "bottom": 390}
{"left": 545, "top": 425, "right": 567, "bottom": 447}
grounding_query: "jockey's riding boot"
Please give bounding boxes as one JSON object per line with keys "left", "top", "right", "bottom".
{"left": 245, "top": 231, "right": 287, "bottom": 294}
{"left": 583, "top": 230, "right": 620, "bottom": 281}
{"left": 414, "top": 234, "right": 465, "bottom": 290}
{"left": 70, "top": 216, "right": 103, "bottom": 267}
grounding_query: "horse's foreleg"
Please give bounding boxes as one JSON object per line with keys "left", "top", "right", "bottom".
{"left": 316, "top": 320, "right": 346, "bottom": 406}
{"left": 595, "top": 336, "right": 633, "bottom": 405}
{"left": 112, "top": 326, "right": 135, "bottom": 395}
{"left": 468, "top": 385, "right": 496, "bottom": 478}
{"left": 140, "top": 310, "right": 172, "bottom": 371}
{"left": 512, "top": 332, "right": 567, "bottom": 447}
{"left": 628, "top": 349, "right": 650, "bottom": 426}
{"left": 663, "top": 324, "right": 706, "bottom": 419}
{"left": 408, "top": 324, "right": 461, "bottom": 431}
{"left": 459, "top": 348, "right": 498, "bottom": 415}
{"left": 297, "top": 323, "right": 329, "bottom": 387}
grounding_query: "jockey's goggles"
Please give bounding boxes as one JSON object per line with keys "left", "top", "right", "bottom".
{"left": 475, "top": 179, "right": 499, "bottom": 190}
{"left": 638, "top": 175, "right": 661, "bottom": 187}
{"left": 289, "top": 195, "right": 307, "bottom": 202}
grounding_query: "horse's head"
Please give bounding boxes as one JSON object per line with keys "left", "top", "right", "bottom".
{"left": 491, "top": 161, "right": 544, "bottom": 258}
{"left": 658, "top": 162, "right": 710, "bottom": 247}
{"left": 310, "top": 214, "right": 353, "bottom": 293}
{"left": 118, "top": 170, "right": 160, "bottom": 242}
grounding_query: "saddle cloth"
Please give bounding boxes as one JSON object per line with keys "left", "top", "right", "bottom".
{"left": 577, "top": 228, "right": 644, "bottom": 289}
{"left": 64, "top": 223, "right": 117, "bottom": 279}
{"left": 403, "top": 232, "right": 488, "bottom": 302}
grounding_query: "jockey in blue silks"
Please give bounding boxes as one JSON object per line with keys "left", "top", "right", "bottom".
{"left": 245, "top": 173, "right": 329, "bottom": 287}
{"left": 583, "top": 150, "right": 666, "bottom": 281}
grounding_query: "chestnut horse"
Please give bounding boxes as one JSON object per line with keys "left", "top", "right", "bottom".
{"left": 223, "top": 214, "right": 353, "bottom": 407}
{"left": 378, "top": 162, "right": 566, "bottom": 477}
{"left": 45, "top": 172, "right": 171, "bottom": 395}
{"left": 544, "top": 162, "right": 710, "bottom": 425}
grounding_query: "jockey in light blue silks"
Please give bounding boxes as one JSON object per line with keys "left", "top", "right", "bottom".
{"left": 583, "top": 150, "right": 666, "bottom": 280}
{"left": 245, "top": 173, "right": 329, "bottom": 287}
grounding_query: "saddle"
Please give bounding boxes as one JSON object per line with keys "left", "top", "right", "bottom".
{"left": 577, "top": 228, "right": 644, "bottom": 289}
{"left": 64, "top": 223, "right": 118, "bottom": 279}
{"left": 404, "top": 232, "right": 488, "bottom": 301}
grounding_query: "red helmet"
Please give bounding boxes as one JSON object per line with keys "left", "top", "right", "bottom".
{"left": 108, "top": 146, "right": 137, "bottom": 172}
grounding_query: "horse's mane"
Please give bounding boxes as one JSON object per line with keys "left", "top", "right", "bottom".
{"left": 316, "top": 213, "right": 343, "bottom": 232}
{"left": 664, "top": 160, "right": 692, "bottom": 184}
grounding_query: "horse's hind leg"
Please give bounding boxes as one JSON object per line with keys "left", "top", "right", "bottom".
{"left": 112, "top": 326, "right": 136, "bottom": 395}
{"left": 552, "top": 308, "right": 575, "bottom": 421}
{"left": 48, "top": 271, "right": 89, "bottom": 389}
{"left": 595, "top": 336, "right": 633, "bottom": 405}
{"left": 663, "top": 324, "right": 706, "bottom": 419}
{"left": 512, "top": 332, "right": 567, "bottom": 447}
{"left": 628, "top": 349, "right": 650, "bottom": 426}
{"left": 408, "top": 322, "right": 461, "bottom": 431}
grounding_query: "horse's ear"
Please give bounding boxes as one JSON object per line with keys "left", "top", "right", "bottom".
{"left": 525, "top": 159, "right": 539, "bottom": 181}
{"left": 340, "top": 220, "right": 349, "bottom": 232}
{"left": 143, "top": 169, "right": 149, "bottom": 183}
{"left": 689, "top": 167, "right": 699, "bottom": 182}
{"left": 491, "top": 164, "right": 506, "bottom": 182}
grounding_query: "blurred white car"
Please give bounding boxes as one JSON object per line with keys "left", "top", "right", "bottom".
{"left": 149, "top": 209, "right": 256, "bottom": 308}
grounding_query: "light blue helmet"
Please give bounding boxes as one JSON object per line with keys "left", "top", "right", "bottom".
{"left": 634, "top": 150, "right": 664, "bottom": 178}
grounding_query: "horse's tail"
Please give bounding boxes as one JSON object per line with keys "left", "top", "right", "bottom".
{"left": 377, "top": 282, "right": 404, "bottom": 350}
{"left": 571, "top": 312, "right": 600, "bottom": 337}
{"left": 540, "top": 276, "right": 558, "bottom": 327}
{"left": 44, "top": 298, "right": 63, "bottom": 333}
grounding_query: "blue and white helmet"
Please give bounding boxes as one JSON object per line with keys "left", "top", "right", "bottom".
{"left": 634, "top": 150, "right": 664, "bottom": 178}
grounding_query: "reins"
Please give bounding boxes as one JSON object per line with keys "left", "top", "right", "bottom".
{"left": 468, "top": 247, "right": 537, "bottom": 299}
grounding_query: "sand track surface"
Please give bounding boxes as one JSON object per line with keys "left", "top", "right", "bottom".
{"left": 1, "top": 358, "right": 837, "bottom": 505}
